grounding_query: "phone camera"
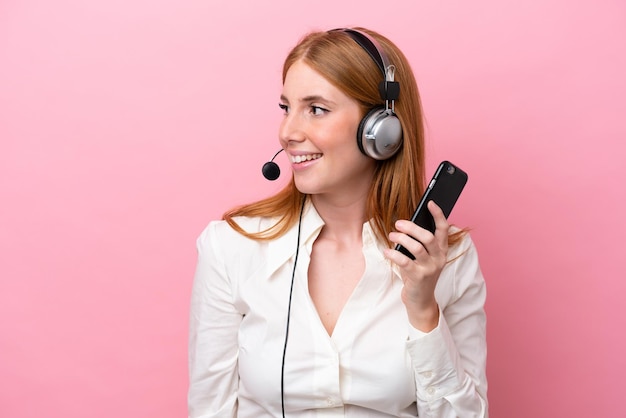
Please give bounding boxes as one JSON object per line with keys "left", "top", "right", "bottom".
{"left": 446, "top": 165, "right": 455, "bottom": 175}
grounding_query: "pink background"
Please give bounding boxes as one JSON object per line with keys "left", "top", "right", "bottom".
{"left": 1, "top": 0, "right": 625, "bottom": 416}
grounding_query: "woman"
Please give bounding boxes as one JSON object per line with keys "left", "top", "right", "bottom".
{"left": 188, "top": 27, "right": 488, "bottom": 417}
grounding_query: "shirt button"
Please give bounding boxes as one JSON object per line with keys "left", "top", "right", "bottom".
{"left": 426, "top": 386, "right": 436, "bottom": 395}
{"left": 423, "top": 371, "right": 433, "bottom": 379}
{"left": 326, "top": 397, "right": 334, "bottom": 406}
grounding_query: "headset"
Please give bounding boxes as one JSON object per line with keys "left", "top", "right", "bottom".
{"left": 263, "top": 28, "right": 403, "bottom": 181}
{"left": 334, "top": 28, "right": 403, "bottom": 161}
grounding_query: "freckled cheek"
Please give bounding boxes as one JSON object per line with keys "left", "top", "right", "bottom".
{"left": 341, "top": 118, "right": 360, "bottom": 142}
{"left": 325, "top": 120, "right": 359, "bottom": 145}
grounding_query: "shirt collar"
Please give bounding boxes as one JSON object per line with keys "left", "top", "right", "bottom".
{"left": 264, "top": 200, "right": 402, "bottom": 283}
{"left": 265, "top": 199, "right": 325, "bottom": 276}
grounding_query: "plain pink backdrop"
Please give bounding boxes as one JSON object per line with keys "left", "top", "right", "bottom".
{"left": 1, "top": 0, "right": 625, "bottom": 417}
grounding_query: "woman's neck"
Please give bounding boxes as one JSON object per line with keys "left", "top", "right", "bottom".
{"left": 310, "top": 193, "right": 368, "bottom": 243}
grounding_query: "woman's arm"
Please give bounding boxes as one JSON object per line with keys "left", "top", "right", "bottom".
{"left": 407, "top": 237, "right": 488, "bottom": 417}
{"left": 386, "top": 202, "right": 488, "bottom": 417}
{"left": 188, "top": 222, "right": 242, "bottom": 418}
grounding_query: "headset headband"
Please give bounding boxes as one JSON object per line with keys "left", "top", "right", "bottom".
{"left": 331, "top": 28, "right": 400, "bottom": 102}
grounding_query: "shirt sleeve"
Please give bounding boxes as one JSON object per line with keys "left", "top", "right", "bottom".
{"left": 188, "top": 222, "right": 242, "bottom": 418}
{"left": 406, "top": 236, "right": 489, "bottom": 418}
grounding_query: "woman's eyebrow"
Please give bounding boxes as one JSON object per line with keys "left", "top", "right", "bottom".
{"left": 280, "top": 94, "right": 335, "bottom": 104}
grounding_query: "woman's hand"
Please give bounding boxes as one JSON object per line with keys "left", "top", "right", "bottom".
{"left": 384, "top": 201, "right": 449, "bottom": 332}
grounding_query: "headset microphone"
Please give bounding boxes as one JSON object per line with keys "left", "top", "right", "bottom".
{"left": 262, "top": 149, "right": 284, "bottom": 181}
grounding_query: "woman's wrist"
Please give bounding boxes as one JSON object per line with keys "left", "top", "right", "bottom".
{"left": 406, "top": 302, "right": 440, "bottom": 333}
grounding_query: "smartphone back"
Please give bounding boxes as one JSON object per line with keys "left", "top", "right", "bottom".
{"left": 395, "top": 161, "right": 468, "bottom": 259}
{"left": 412, "top": 161, "right": 468, "bottom": 233}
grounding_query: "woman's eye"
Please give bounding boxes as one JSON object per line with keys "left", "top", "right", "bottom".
{"left": 278, "top": 103, "right": 289, "bottom": 114}
{"left": 310, "top": 105, "right": 327, "bottom": 116}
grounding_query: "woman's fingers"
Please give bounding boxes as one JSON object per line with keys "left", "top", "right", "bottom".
{"left": 390, "top": 201, "right": 448, "bottom": 259}
{"left": 429, "top": 201, "right": 450, "bottom": 246}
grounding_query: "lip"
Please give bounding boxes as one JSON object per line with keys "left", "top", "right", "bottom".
{"left": 288, "top": 152, "right": 323, "bottom": 170}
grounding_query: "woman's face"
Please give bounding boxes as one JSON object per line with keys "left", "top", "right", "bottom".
{"left": 279, "top": 60, "right": 376, "bottom": 201}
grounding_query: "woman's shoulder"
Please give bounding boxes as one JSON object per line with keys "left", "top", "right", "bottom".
{"left": 196, "top": 215, "right": 280, "bottom": 250}
{"left": 435, "top": 229, "right": 485, "bottom": 307}
{"left": 448, "top": 227, "right": 479, "bottom": 259}
{"left": 199, "top": 215, "right": 272, "bottom": 239}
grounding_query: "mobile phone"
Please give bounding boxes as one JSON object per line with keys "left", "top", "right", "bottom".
{"left": 395, "top": 160, "right": 468, "bottom": 259}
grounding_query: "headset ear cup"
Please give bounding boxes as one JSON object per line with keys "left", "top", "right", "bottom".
{"left": 356, "top": 107, "right": 382, "bottom": 156}
{"left": 357, "top": 107, "right": 403, "bottom": 160}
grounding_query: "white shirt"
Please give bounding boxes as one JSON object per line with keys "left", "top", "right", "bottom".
{"left": 188, "top": 202, "right": 488, "bottom": 417}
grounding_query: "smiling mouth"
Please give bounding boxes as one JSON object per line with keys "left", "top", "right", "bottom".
{"left": 290, "top": 153, "right": 323, "bottom": 164}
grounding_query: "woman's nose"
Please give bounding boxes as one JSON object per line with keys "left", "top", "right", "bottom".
{"left": 279, "top": 112, "right": 306, "bottom": 144}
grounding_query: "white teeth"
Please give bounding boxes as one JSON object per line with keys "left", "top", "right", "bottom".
{"left": 291, "top": 153, "right": 322, "bottom": 164}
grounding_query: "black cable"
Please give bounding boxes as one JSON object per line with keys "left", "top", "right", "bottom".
{"left": 280, "top": 196, "right": 306, "bottom": 418}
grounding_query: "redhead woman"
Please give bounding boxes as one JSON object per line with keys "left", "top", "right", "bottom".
{"left": 188, "top": 27, "right": 488, "bottom": 418}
